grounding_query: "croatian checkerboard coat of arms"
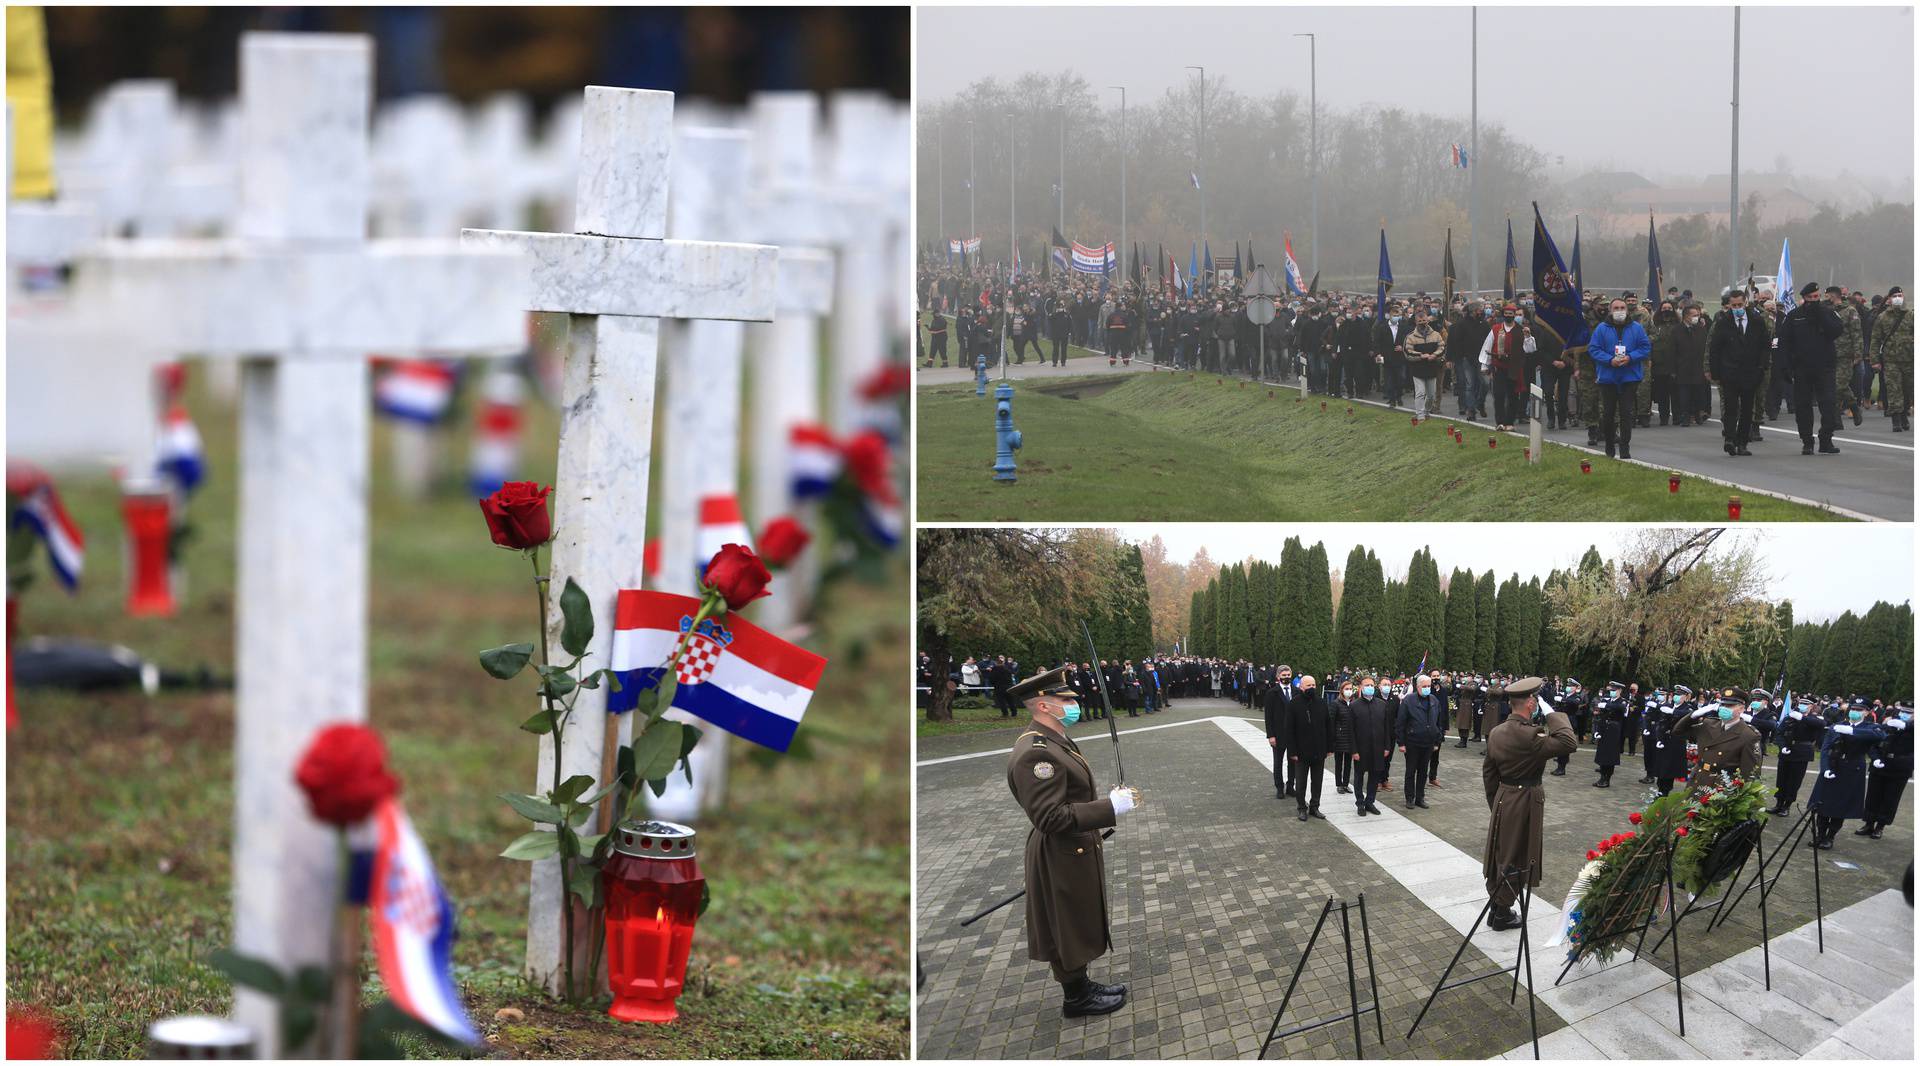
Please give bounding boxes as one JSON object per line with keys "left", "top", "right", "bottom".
{"left": 675, "top": 615, "right": 735, "bottom": 686}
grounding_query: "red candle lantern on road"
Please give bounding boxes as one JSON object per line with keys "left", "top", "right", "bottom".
{"left": 1580, "top": 460, "right": 1592, "bottom": 474}
{"left": 1728, "top": 495, "right": 1742, "bottom": 520}
{"left": 603, "top": 820, "right": 705, "bottom": 1024}
{"left": 1668, "top": 473, "right": 1681, "bottom": 493}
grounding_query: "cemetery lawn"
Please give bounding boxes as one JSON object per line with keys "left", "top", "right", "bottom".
{"left": 912, "top": 697, "right": 1017, "bottom": 737}
{"left": 915, "top": 374, "right": 1852, "bottom": 522}
{"left": 6, "top": 378, "right": 910, "bottom": 1059}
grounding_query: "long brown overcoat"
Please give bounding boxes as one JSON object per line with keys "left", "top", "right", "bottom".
{"left": 1481, "top": 711, "right": 1579, "bottom": 900}
{"left": 1670, "top": 711, "right": 1764, "bottom": 790}
{"left": 1007, "top": 725, "right": 1117, "bottom": 973}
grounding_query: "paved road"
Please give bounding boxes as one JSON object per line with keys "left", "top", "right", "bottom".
{"left": 913, "top": 358, "right": 1913, "bottom": 519}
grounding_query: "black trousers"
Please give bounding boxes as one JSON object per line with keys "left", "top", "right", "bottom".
{"left": 1865, "top": 766, "right": 1909, "bottom": 825}
{"left": 929, "top": 331, "right": 948, "bottom": 363}
{"left": 1050, "top": 334, "right": 1067, "bottom": 365}
{"left": 1815, "top": 814, "right": 1845, "bottom": 840}
{"left": 1775, "top": 758, "right": 1810, "bottom": 807}
{"left": 1427, "top": 743, "right": 1442, "bottom": 780}
{"left": 1295, "top": 756, "right": 1325, "bottom": 811}
{"left": 1356, "top": 760, "right": 1383, "bottom": 808}
{"left": 1051, "top": 962, "right": 1087, "bottom": 985}
{"left": 1403, "top": 745, "right": 1433, "bottom": 803}
{"left": 1333, "top": 753, "right": 1352, "bottom": 788}
{"left": 1793, "top": 372, "right": 1839, "bottom": 444}
{"left": 1721, "top": 382, "right": 1754, "bottom": 445}
{"left": 993, "top": 686, "right": 1015, "bottom": 716}
{"left": 1600, "top": 381, "right": 1637, "bottom": 450}
{"left": 1271, "top": 743, "right": 1290, "bottom": 795}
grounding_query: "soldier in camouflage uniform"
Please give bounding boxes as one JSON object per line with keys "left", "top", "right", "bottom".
{"left": 1873, "top": 286, "right": 1912, "bottom": 432}
{"left": 1747, "top": 292, "right": 1775, "bottom": 440}
{"left": 1834, "top": 287, "right": 1866, "bottom": 425}
{"left": 1624, "top": 294, "right": 1656, "bottom": 426}
{"left": 1578, "top": 297, "right": 1605, "bottom": 444}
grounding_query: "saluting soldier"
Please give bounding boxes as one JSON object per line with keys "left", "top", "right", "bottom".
{"left": 1647, "top": 685, "right": 1695, "bottom": 795}
{"left": 1859, "top": 702, "right": 1913, "bottom": 839}
{"left": 1591, "top": 681, "right": 1630, "bottom": 787}
{"left": 1769, "top": 693, "right": 1827, "bottom": 815}
{"left": 1005, "top": 667, "right": 1139, "bottom": 1018}
{"left": 1480, "top": 677, "right": 1577, "bottom": 930}
{"left": 1670, "top": 687, "right": 1765, "bottom": 791}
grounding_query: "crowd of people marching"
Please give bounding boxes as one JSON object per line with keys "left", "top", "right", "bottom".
{"left": 920, "top": 651, "right": 1911, "bottom": 849}
{"left": 918, "top": 262, "right": 1913, "bottom": 461}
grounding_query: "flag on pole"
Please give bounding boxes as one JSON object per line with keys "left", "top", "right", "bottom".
{"left": 607, "top": 590, "right": 828, "bottom": 752}
{"left": 1527, "top": 201, "right": 1591, "bottom": 358}
{"left": 1283, "top": 231, "right": 1305, "bottom": 295}
{"left": 1307, "top": 270, "right": 1320, "bottom": 296}
{"left": 1441, "top": 228, "right": 1457, "bottom": 312}
{"left": 1777, "top": 238, "right": 1796, "bottom": 315}
{"left": 1571, "top": 216, "right": 1585, "bottom": 298}
{"left": 1416, "top": 651, "right": 1428, "bottom": 676}
{"left": 366, "top": 798, "right": 479, "bottom": 1045}
{"left": 1203, "top": 242, "right": 1214, "bottom": 292}
{"left": 1190, "top": 171, "right": 1201, "bottom": 190}
{"left": 1503, "top": 219, "right": 1519, "bottom": 301}
{"left": 1646, "top": 211, "right": 1664, "bottom": 306}
{"left": 1449, "top": 144, "right": 1469, "bottom": 168}
{"left": 1374, "top": 227, "right": 1393, "bottom": 321}
{"left": 1188, "top": 243, "right": 1199, "bottom": 298}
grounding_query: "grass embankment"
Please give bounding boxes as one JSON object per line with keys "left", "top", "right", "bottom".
{"left": 915, "top": 373, "right": 1849, "bottom": 522}
{"left": 7, "top": 369, "right": 909, "bottom": 1058}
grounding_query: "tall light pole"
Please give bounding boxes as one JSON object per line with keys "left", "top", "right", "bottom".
{"left": 1058, "top": 106, "right": 1066, "bottom": 235}
{"left": 1469, "top": 9, "right": 1478, "bottom": 292}
{"left": 1293, "top": 35, "right": 1317, "bottom": 277}
{"left": 968, "top": 118, "right": 976, "bottom": 243}
{"left": 1008, "top": 111, "right": 1016, "bottom": 278}
{"left": 937, "top": 120, "right": 945, "bottom": 250}
{"left": 1110, "top": 86, "right": 1127, "bottom": 294}
{"left": 1729, "top": 6, "right": 1741, "bottom": 288}
{"left": 1186, "top": 65, "right": 1206, "bottom": 256}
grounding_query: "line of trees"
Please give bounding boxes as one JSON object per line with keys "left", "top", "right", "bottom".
{"left": 918, "top": 72, "right": 1913, "bottom": 295}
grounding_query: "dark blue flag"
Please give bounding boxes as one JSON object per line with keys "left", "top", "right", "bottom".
{"left": 1503, "top": 219, "right": 1518, "bottom": 301}
{"left": 1203, "top": 241, "right": 1214, "bottom": 293}
{"left": 1375, "top": 228, "right": 1393, "bottom": 321}
{"left": 1529, "top": 202, "right": 1590, "bottom": 357}
{"left": 1571, "top": 216, "right": 1584, "bottom": 297}
{"left": 1646, "top": 212, "right": 1664, "bottom": 305}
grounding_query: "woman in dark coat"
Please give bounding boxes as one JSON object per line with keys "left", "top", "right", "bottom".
{"left": 1348, "top": 678, "right": 1396, "bottom": 816}
{"left": 1808, "top": 709, "right": 1888, "bottom": 849}
{"left": 1860, "top": 706, "right": 1913, "bottom": 839}
{"left": 1330, "top": 680, "right": 1358, "bottom": 794}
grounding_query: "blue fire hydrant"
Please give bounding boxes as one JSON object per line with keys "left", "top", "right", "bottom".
{"left": 975, "top": 353, "right": 988, "bottom": 396}
{"left": 993, "top": 382, "right": 1021, "bottom": 481}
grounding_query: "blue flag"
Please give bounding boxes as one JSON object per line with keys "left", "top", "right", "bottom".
{"left": 1777, "top": 238, "right": 1796, "bottom": 316}
{"left": 1188, "top": 242, "right": 1198, "bottom": 298}
{"left": 1571, "top": 216, "right": 1584, "bottom": 297}
{"left": 1203, "top": 242, "right": 1214, "bottom": 293}
{"left": 1503, "top": 220, "right": 1518, "bottom": 301}
{"left": 1375, "top": 228, "right": 1393, "bottom": 321}
{"left": 1646, "top": 212, "right": 1664, "bottom": 306}
{"left": 1528, "top": 202, "right": 1590, "bottom": 357}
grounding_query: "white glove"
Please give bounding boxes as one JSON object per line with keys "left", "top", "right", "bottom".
{"left": 1833, "top": 724, "right": 1854, "bottom": 736}
{"left": 1110, "top": 786, "right": 1137, "bottom": 816}
{"left": 1889, "top": 719, "right": 1908, "bottom": 731}
{"left": 1691, "top": 706, "right": 1714, "bottom": 718}
{"left": 1873, "top": 759, "right": 1886, "bottom": 769}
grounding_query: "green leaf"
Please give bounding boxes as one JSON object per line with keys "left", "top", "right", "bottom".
{"left": 576, "top": 832, "right": 610, "bottom": 862}
{"left": 577, "top": 671, "right": 600, "bottom": 689}
{"left": 283, "top": 1001, "right": 318, "bottom": 1054}
{"left": 500, "top": 792, "right": 565, "bottom": 825}
{"left": 208, "top": 948, "right": 286, "bottom": 995}
{"left": 604, "top": 670, "right": 623, "bottom": 693}
{"left": 559, "top": 577, "right": 594, "bottom": 658}
{"left": 647, "top": 776, "right": 669, "bottom": 798}
{"left": 554, "top": 774, "right": 595, "bottom": 805}
{"left": 518, "top": 708, "right": 555, "bottom": 735}
{"left": 500, "top": 830, "right": 561, "bottom": 861}
{"left": 677, "top": 724, "right": 703, "bottom": 760}
{"left": 697, "top": 880, "right": 712, "bottom": 917}
{"left": 292, "top": 965, "right": 331, "bottom": 1004}
{"left": 567, "top": 864, "right": 601, "bottom": 909}
{"left": 479, "top": 642, "right": 536, "bottom": 680}
{"left": 633, "top": 687, "right": 660, "bottom": 719}
{"left": 537, "top": 665, "right": 577, "bottom": 700}
{"left": 578, "top": 777, "right": 621, "bottom": 809}
{"left": 631, "top": 721, "right": 684, "bottom": 782}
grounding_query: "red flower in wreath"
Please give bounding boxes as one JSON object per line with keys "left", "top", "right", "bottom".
{"left": 1676, "top": 826, "right": 1690, "bottom": 837}
{"left": 1686, "top": 809, "right": 1699, "bottom": 820}
{"left": 1731, "top": 778, "right": 1743, "bottom": 787}
{"left": 1629, "top": 811, "right": 1643, "bottom": 825}
{"left": 1587, "top": 850, "right": 1600, "bottom": 860}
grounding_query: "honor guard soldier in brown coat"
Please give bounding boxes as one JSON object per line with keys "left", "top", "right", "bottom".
{"left": 1005, "top": 666, "right": 1140, "bottom": 1018}
{"left": 1480, "top": 677, "right": 1577, "bottom": 931}
{"left": 1670, "top": 687, "right": 1765, "bottom": 791}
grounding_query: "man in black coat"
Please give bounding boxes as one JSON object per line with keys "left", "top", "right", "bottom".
{"left": 1396, "top": 674, "right": 1447, "bottom": 809}
{"left": 1287, "top": 676, "right": 1333, "bottom": 821}
{"left": 1769, "top": 696, "right": 1828, "bottom": 814}
{"left": 1779, "top": 281, "right": 1847, "bottom": 454}
{"left": 1296, "top": 306, "right": 1330, "bottom": 392}
{"left": 1709, "top": 288, "right": 1772, "bottom": 456}
{"left": 1349, "top": 676, "right": 1396, "bottom": 816}
{"left": 1263, "top": 665, "right": 1299, "bottom": 799}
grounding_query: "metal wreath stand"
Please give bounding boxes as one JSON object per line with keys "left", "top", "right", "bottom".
{"left": 1403, "top": 864, "right": 1543, "bottom": 1060}
{"left": 1547, "top": 828, "right": 1688, "bottom": 1031}
{"left": 1256, "top": 894, "right": 1386, "bottom": 1060}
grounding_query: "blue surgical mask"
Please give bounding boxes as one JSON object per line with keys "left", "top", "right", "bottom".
{"left": 1363, "top": 685, "right": 1376, "bottom": 698}
{"left": 1418, "top": 685, "right": 1431, "bottom": 696}
{"left": 1797, "top": 704, "right": 1811, "bottom": 715}
{"left": 1718, "top": 706, "right": 1734, "bottom": 721}
{"left": 1848, "top": 710, "right": 1865, "bottom": 724}
{"left": 1061, "top": 702, "right": 1081, "bottom": 726}
{"left": 1750, "top": 700, "right": 1765, "bottom": 711}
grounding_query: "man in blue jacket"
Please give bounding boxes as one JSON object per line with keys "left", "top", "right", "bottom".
{"left": 1396, "top": 673, "right": 1447, "bottom": 810}
{"left": 1588, "top": 296, "right": 1651, "bottom": 460}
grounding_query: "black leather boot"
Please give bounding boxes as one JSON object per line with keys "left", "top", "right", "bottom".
{"left": 1062, "top": 978, "right": 1126, "bottom": 1018}
{"left": 1488, "top": 906, "right": 1522, "bottom": 931}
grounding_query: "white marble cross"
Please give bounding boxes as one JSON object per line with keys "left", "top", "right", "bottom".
{"left": 461, "top": 86, "right": 776, "bottom": 996}
{"left": 743, "top": 92, "right": 843, "bottom": 631}
{"left": 826, "top": 92, "right": 906, "bottom": 434}
{"left": 79, "top": 34, "right": 528, "bottom": 1054}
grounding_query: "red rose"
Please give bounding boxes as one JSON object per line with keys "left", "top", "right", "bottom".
{"left": 702, "top": 543, "right": 772, "bottom": 610}
{"left": 757, "top": 516, "right": 811, "bottom": 569}
{"left": 1686, "top": 809, "right": 1698, "bottom": 819}
{"left": 1676, "top": 826, "right": 1690, "bottom": 837}
{"left": 1731, "top": 779, "right": 1743, "bottom": 787}
{"left": 1629, "top": 811, "right": 1643, "bottom": 824}
{"left": 294, "top": 723, "right": 400, "bottom": 826}
{"left": 479, "top": 481, "right": 553, "bottom": 549}
{"left": 1587, "top": 850, "right": 1599, "bottom": 860}
{"left": 841, "top": 431, "right": 897, "bottom": 502}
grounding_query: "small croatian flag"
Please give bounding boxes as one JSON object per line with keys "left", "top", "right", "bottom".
{"left": 9, "top": 475, "right": 84, "bottom": 591}
{"left": 861, "top": 493, "right": 903, "bottom": 550}
{"left": 375, "top": 360, "right": 458, "bottom": 424}
{"left": 695, "top": 494, "right": 752, "bottom": 579}
{"left": 789, "top": 423, "right": 841, "bottom": 500}
{"left": 156, "top": 405, "right": 206, "bottom": 494}
{"left": 467, "top": 370, "right": 524, "bottom": 498}
{"left": 366, "top": 798, "right": 478, "bottom": 1045}
{"left": 607, "top": 590, "right": 827, "bottom": 752}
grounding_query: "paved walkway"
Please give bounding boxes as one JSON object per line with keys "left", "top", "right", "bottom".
{"left": 917, "top": 701, "right": 1914, "bottom": 1059}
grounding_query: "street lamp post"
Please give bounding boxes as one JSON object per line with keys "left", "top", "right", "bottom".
{"left": 1730, "top": 6, "right": 1741, "bottom": 288}
{"left": 937, "top": 120, "right": 945, "bottom": 253}
{"left": 1469, "top": 9, "right": 1478, "bottom": 292}
{"left": 1292, "top": 35, "right": 1317, "bottom": 278}
{"left": 1186, "top": 65, "right": 1206, "bottom": 261}
{"left": 1110, "top": 86, "right": 1127, "bottom": 299}
{"left": 968, "top": 119, "right": 976, "bottom": 245}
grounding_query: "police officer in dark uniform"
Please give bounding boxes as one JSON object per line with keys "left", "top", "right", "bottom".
{"left": 1550, "top": 679, "right": 1588, "bottom": 775}
{"left": 1859, "top": 702, "right": 1912, "bottom": 839}
{"left": 1647, "top": 685, "right": 1695, "bottom": 795}
{"left": 1591, "top": 681, "right": 1629, "bottom": 787}
{"left": 1005, "top": 667, "right": 1139, "bottom": 1018}
{"left": 1769, "top": 693, "right": 1827, "bottom": 815}
{"left": 925, "top": 308, "right": 949, "bottom": 367}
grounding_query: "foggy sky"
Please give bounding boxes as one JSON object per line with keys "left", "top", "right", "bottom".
{"left": 1107, "top": 524, "right": 1912, "bottom": 624}
{"left": 919, "top": 5, "right": 1915, "bottom": 185}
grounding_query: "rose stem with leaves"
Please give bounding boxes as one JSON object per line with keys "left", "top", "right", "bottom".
{"left": 529, "top": 546, "right": 579, "bottom": 1002}
{"left": 328, "top": 832, "right": 363, "bottom": 1057}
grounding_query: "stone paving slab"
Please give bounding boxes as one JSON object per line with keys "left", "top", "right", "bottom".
{"left": 1804, "top": 980, "right": 1914, "bottom": 1060}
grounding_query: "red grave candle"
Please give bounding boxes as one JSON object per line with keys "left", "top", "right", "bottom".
{"left": 602, "top": 820, "right": 705, "bottom": 1024}
{"left": 121, "top": 487, "right": 176, "bottom": 618}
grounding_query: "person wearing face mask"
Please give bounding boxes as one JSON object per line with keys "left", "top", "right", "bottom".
{"left": 1768, "top": 696, "right": 1827, "bottom": 815}
{"left": 1479, "top": 304, "right": 1534, "bottom": 430}
{"left": 1859, "top": 702, "right": 1912, "bottom": 839}
{"left": 1330, "top": 680, "right": 1358, "bottom": 795}
{"left": 1394, "top": 673, "right": 1445, "bottom": 810}
{"left": 1646, "top": 685, "right": 1694, "bottom": 795}
{"left": 1287, "top": 675, "right": 1333, "bottom": 821}
{"left": 1549, "top": 681, "right": 1587, "bottom": 774}
{"left": 1667, "top": 302, "right": 1713, "bottom": 427}
{"left": 1823, "top": 285, "right": 1868, "bottom": 427}
{"left": 1590, "top": 682, "right": 1629, "bottom": 787}
{"left": 1402, "top": 308, "right": 1447, "bottom": 421}
{"left": 1349, "top": 675, "right": 1395, "bottom": 816}
{"left": 1647, "top": 300, "right": 1681, "bottom": 426}
{"left": 1708, "top": 289, "right": 1771, "bottom": 457}
{"left": 1374, "top": 301, "right": 1411, "bottom": 408}
{"left": 1671, "top": 687, "right": 1765, "bottom": 792}
{"left": 1004, "top": 667, "right": 1139, "bottom": 1017}
{"left": 1807, "top": 702, "right": 1889, "bottom": 850}
{"left": 1264, "top": 665, "right": 1299, "bottom": 800}
{"left": 1480, "top": 676, "right": 1576, "bottom": 932}
{"left": 1870, "top": 285, "right": 1912, "bottom": 432}
{"left": 1448, "top": 300, "right": 1490, "bottom": 420}
{"left": 1454, "top": 671, "right": 1481, "bottom": 749}
{"left": 1779, "top": 281, "right": 1846, "bottom": 454}
{"left": 1588, "top": 298, "right": 1651, "bottom": 459}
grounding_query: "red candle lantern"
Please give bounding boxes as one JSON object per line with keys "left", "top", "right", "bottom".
{"left": 121, "top": 485, "right": 176, "bottom": 618}
{"left": 1668, "top": 473, "right": 1681, "bottom": 493}
{"left": 1347, "top": 406, "right": 1354, "bottom": 416}
{"left": 1580, "top": 460, "right": 1592, "bottom": 474}
{"left": 1487, "top": 437, "right": 1497, "bottom": 449}
{"left": 1524, "top": 447, "right": 1532, "bottom": 460}
{"left": 1728, "top": 495, "right": 1742, "bottom": 520}
{"left": 1410, "top": 415, "right": 1419, "bottom": 427}
{"left": 603, "top": 820, "right": 705, "bottom": 1024}
{"left": 1320, "top": 401, "right": 1327, "bottom": 411}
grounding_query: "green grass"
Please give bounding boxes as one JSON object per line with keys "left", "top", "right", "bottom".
{"left": 911, "top": 697, "right": 1030, "bottom": 737}
{"left": 915, "top": 374, "right": 1851, "bottom": 522}
{"left": 7, "top": 361, "right": 909, "bottom": 1058}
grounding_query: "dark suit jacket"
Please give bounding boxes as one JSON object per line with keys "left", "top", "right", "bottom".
{"left": 1263, "top": 684, "right": 1296, "bottom": 746}
{"left": 1288, "top": 689, "right": 1333, "bottom": 760}
{"left": 1709, "top": 309, "right": 1772, "bottom": 388}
